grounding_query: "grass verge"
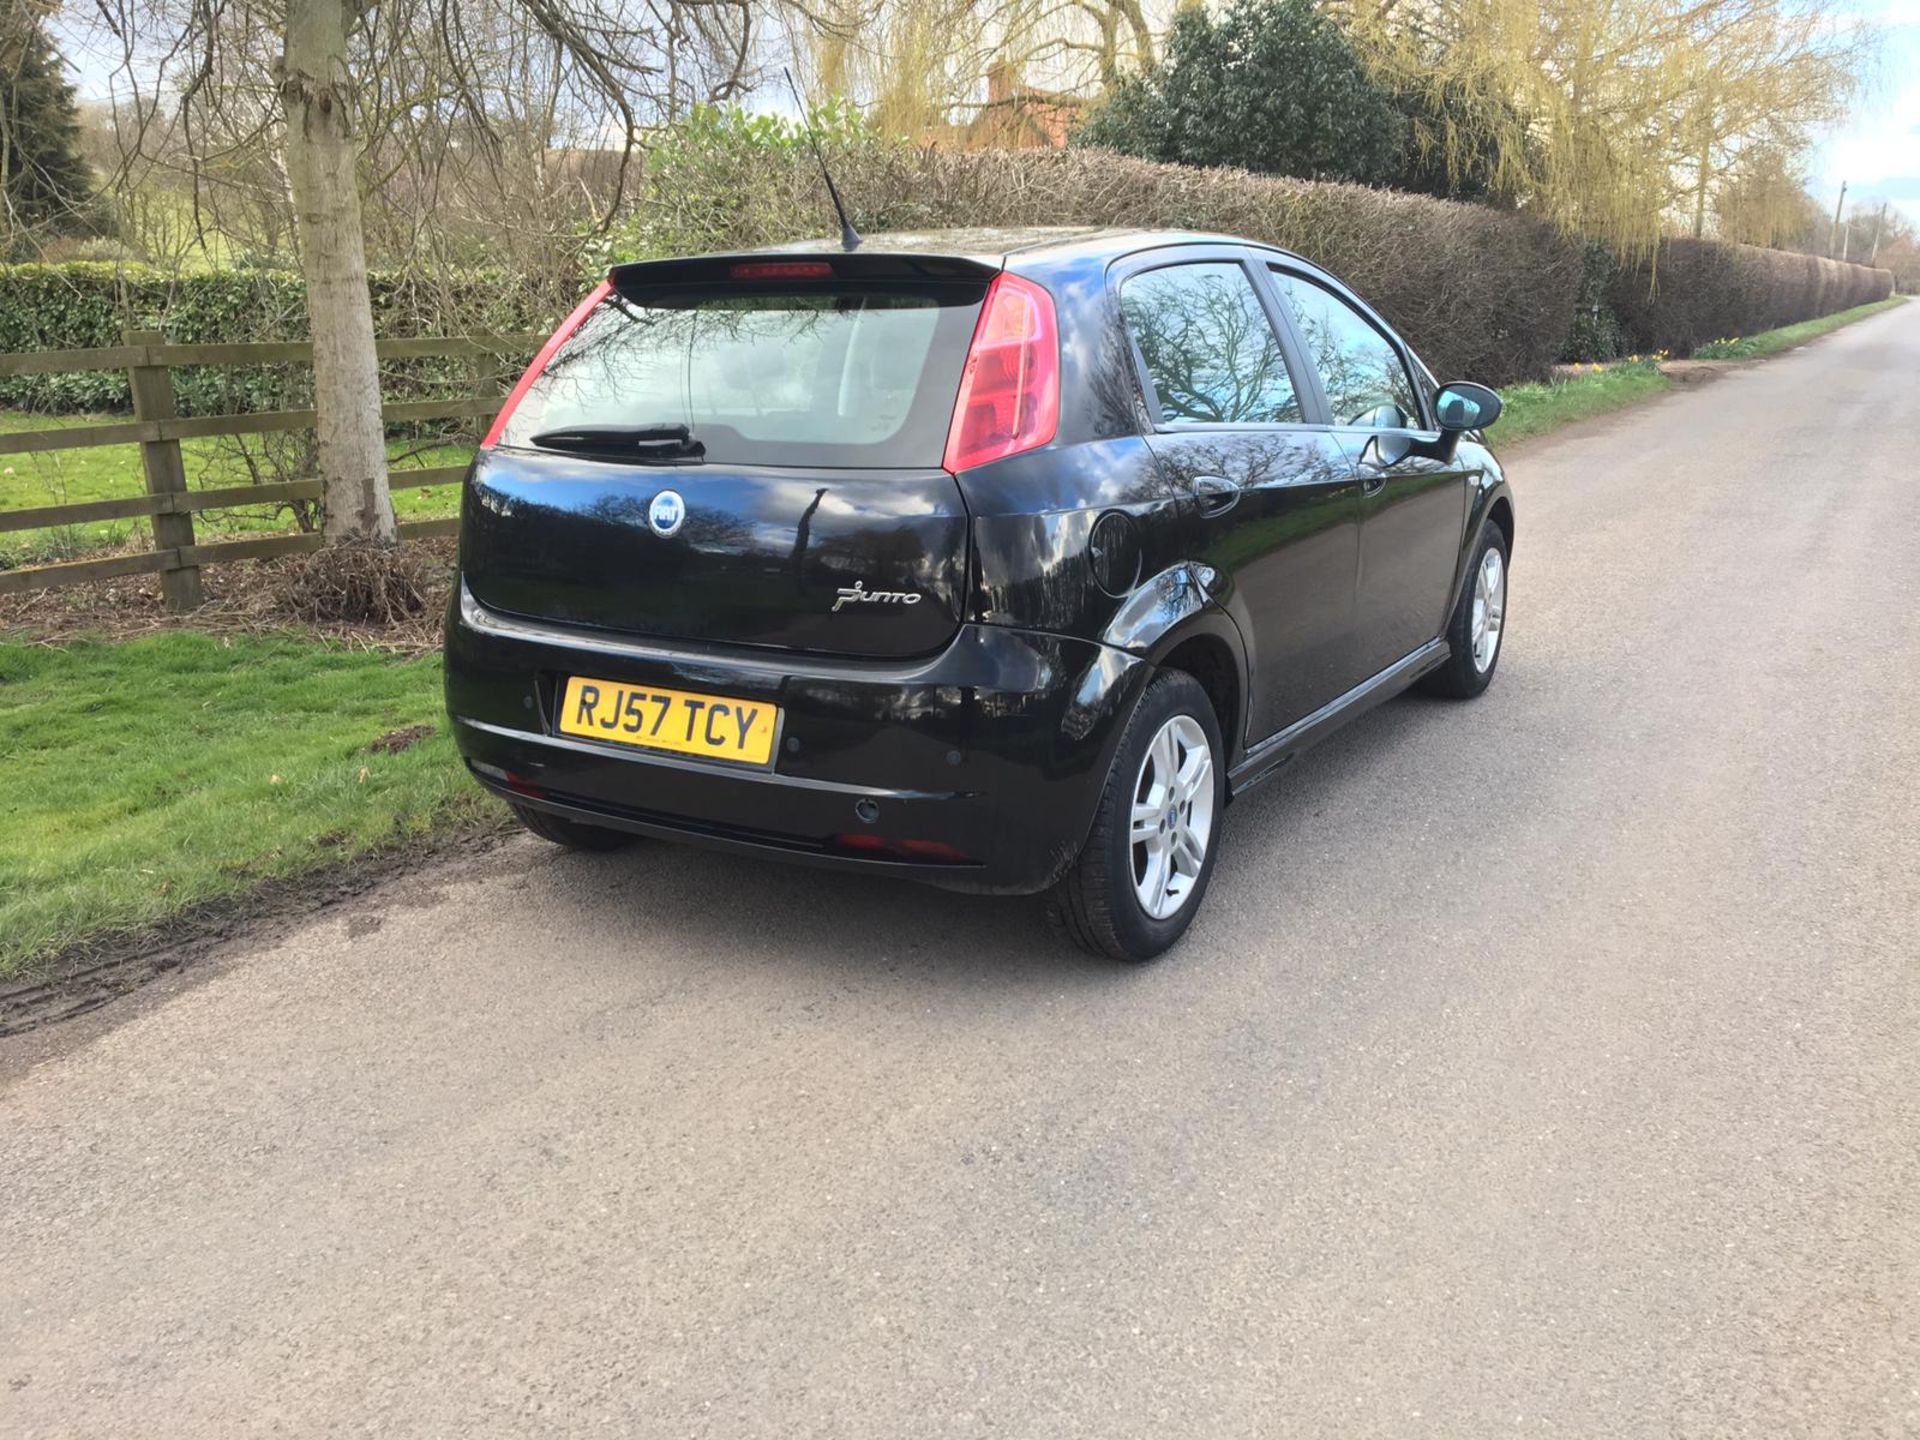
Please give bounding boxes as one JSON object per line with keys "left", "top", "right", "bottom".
{"left": 1500, "top": 294, "right": 1907, "bottom": 444}
{"left": 0, "top": 631, "right": 501, "bottom": 979}
{"left": 1496, "top": 360, "right": 1674, "bottom": 445}
{"left": 1691, "top": 295, "right": 1908, "bottom": 359}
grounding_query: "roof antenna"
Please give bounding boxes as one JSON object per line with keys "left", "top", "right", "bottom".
{"left": 783, "top": 66, "right": 861, "bottom": 252}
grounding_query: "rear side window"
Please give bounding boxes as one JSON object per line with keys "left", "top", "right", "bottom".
{"left": 1120, "top": 262, "right": 1303, "bottom": 426}
{"left": 497, "top": 284, "right": 986, "bottom": 468}
{"left": 1270, "top": 271, "right": 1423, "bottom": 429}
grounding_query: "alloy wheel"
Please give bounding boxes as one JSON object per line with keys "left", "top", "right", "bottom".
{"left": 1129, "top": 715, "right": 1216, "bottom": 921}
{"left": 1470, "top": 547, "right": 1506, "bottom": 674}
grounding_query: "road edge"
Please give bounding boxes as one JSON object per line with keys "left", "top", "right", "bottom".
{"left": 0, "top": 818, "right": 512, "bottom": 1039}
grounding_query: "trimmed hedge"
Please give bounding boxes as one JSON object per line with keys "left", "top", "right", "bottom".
{"left": 630, "top": 145, "right": 1584, "bottom": 387}
{"left": 0, "top": 264, "right": 576, "bottom": 416}
{"left": 627, "top": 145, "right": 1893, "bottom": 385}
{"left": 1609, "top": 239, "right": 1893, "bottom": 356}
{"left": 0, "top": 150, "right": 1897, "bottom": 411}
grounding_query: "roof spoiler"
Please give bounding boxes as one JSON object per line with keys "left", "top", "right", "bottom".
{"left": 608, "top": 251, "right": 999, "bottom": 296}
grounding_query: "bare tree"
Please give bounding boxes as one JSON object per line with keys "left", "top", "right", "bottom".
{"left": 75, "top": 0, "right": 780, "bottom": 547}
{"left": 275, "top": 0, "right": 386, "bottom": 539}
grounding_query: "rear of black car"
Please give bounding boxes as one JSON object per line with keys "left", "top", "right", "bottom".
{"left": 444, "top": 247, "right": 1149, "bottom": 891}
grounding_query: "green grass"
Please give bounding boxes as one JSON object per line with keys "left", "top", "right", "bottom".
{"left": 1691, "top": 295, "right": 1908, "bottom": 360}
{"left": 1495, "top": 359, "right": 1674, "bottom": 444}
{"left": 0, "top": 632, "right": 501, "bottom": 977}
{"left": 0, "top": 414, "right": 467, "bottom": 566}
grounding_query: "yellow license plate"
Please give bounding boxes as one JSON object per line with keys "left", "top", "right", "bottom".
{"left": 557, "top": 675, "right": 778, "bottom": 766}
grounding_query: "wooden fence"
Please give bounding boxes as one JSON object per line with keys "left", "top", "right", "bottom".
{"left": 0, "top": 328, "right": 540, "bottom": 608}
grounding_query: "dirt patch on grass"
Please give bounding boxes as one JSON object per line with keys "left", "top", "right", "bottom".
{"left": 0, "top": 537, "right": 455, "bottom": 654}
{"left": 1657, "top": 358, "right": 1747, "bottom": 386}
{"left": 368, "top": 723, "right": 435, "bottom": 755}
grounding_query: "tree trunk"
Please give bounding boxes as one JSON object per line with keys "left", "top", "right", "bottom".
{"left": 278, "top": 0, "right": 393, "bottom": 545}
{"left": 1691, "top": 137, "right": 1711, "bottom": 240}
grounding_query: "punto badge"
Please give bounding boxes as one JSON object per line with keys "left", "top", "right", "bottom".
{"left": 833, "top": 580, "right": 924, "bottom": 614}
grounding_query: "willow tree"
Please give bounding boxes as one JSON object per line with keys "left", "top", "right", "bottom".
{"left": 1713, "top": 146, "right": 1825, "bottom": 249}
{"left": 1333, "top": 0, "right": 1870, "bottom": 257}
{"left": 1669, "top": 4, "right": 1858, "bottom": 239}
{"left": 85, "top": 0, "right": 778, "bottom": 545}
{"left": 790, "top": 0, "right": 1162, "bottom": 139}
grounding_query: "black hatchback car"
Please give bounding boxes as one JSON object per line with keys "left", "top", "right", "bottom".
{"left": 446, "top": 228, "right": 1513, "bottom": 960}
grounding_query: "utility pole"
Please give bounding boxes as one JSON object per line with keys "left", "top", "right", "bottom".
{"left": 1830, "top": 180, "right": 1847, "bottom": 259}
{"left": 1869, "top": 201, "right": 1889, "bottom": 265}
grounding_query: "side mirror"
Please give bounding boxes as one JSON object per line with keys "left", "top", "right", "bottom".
{"left": 1434, "top": 381, "right": 1502, "bottom": 433}
{"left": 1404, "top": 381, "right": 1503, "bottom": 463}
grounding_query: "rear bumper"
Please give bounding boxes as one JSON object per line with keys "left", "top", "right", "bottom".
{"left": 444, "top": 583, "right": 1149, "bottom": 894}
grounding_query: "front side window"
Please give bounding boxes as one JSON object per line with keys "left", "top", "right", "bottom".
{"left": 1271, "top": 271, "right": 1422, "bottom": 429}
{"left": 1120, "top": 262, "right": 1303, "bottom": 426}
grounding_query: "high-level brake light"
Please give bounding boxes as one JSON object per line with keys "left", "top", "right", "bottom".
{"left": 730, "top": 260, "right": 834, "bottom": 280}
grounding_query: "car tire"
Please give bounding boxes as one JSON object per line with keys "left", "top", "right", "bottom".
{"left": 508, "top": 800, "right": 636, "bottom": 852}
{"left": 1423, "top": 521, "right": 1509, "bottom": 699}
{"left": 1049, "top": 669, "right": 1227, "bottom": 963}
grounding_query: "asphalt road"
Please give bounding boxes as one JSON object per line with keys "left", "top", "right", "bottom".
{"left": 4, "top": 305, "right": 1918, "bottom": 1438}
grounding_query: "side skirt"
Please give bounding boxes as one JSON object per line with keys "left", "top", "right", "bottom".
{"left": 1226, "top": 640, "right": 1450, "bottom": 797}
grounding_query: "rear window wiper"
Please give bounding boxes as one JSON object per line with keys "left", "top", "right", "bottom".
{"left": 528, "top": 423, "right": 705, "bottom": 462}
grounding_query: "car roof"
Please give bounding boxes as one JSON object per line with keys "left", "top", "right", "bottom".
{"left": 747, "top": 226, "right": 1310, "bottom": 269}
{"left": 606, "top": 227, "right": 1344, "bottom": 315}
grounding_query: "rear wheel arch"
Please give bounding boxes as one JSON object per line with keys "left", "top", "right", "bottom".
{"left": 1097, "top": 563, "right": 1249, "bottom": 759}
{"left": 1156, "top": 632, "right": 1243, "bottom": 762}
{"left": 1043, "top": 609, "right": 1241, "bottom": 897}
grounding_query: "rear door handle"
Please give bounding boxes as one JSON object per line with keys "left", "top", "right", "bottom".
{"left": 1191, "top": 474, "right": 1241, "bottom": 516}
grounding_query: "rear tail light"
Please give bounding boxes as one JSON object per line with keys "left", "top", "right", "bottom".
{"left": 482, "top": 278, "right": 613, "bottom": 448}
{"left": 943, "top": 272, "right": 1059, "bottom": 473}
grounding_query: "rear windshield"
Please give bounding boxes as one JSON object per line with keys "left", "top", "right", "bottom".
{"left": 497, "top": 283, "right": 987, "bottom": 468}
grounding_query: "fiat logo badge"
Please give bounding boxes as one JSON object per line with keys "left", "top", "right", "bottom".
{"left": 648, "top": 490, "right": 686, "bottom": 537}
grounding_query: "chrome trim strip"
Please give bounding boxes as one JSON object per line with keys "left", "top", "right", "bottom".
{"left": 458, "top": 580, "right": 955, "bottom": 682}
